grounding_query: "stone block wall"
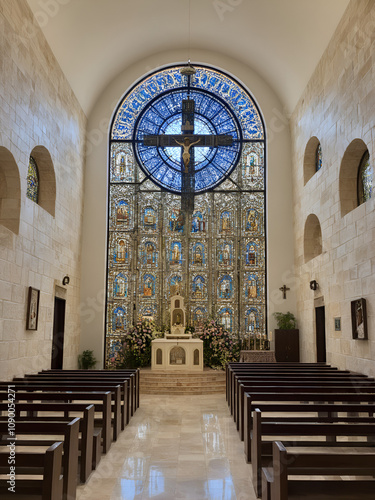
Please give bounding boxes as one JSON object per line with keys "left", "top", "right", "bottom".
{"left": 290, "top": 0, "right": 375, "bottom": 376}
{"left": 0, "top": 0, "right": 87, "bottom": 380}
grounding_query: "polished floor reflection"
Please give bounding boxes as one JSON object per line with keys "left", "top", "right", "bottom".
{"left": 76, "top": 394, "right": 256, "bottom": 500}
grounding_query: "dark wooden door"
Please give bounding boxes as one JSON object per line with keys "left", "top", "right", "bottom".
{"left": 51, "top": 297, "right": 66, "bottom": 369}
{"left": 315, "top": 305, "right": 326, "bottom": 363}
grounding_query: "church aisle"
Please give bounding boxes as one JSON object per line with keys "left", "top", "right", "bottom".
{"left": 76, "top": 394, "right": 256, "bottom": 500}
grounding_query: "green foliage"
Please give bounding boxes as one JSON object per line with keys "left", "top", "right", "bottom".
{"left": 273, "top": 311, "right": 297, "bottom": 329}
{"left": 78, "top": 350, "right": 97, "bottom": 369}
{"left": 185, "top": 324, "right": 195, "bottom": 335}
{"left": 108, "top": 320, "right": 162, "bottom": 369}
{"left": 195, "top": 319, "right": 240, "bottom": 369}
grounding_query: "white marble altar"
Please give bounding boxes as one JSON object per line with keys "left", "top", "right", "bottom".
{"left": 151, "top": 338, "right": 203, "bottom": 371}
{"left": 151, "top": 293, "right": 203, "bottom": 371}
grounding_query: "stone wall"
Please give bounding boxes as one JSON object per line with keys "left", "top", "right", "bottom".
{"left": 0, "top": 0, "right": 87, "bottom": 380}
{"left": 291, "top": 0, "right": 375, "bottom": 376}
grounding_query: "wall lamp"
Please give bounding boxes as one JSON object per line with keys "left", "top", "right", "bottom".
{"left": 309, "top": 280, "right": 318, "bottom": 291}
{"left": 62, "top": 275, "right": 70, "bottom": 286}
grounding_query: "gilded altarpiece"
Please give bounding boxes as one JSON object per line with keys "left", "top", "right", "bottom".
{"left": 105, "top": 65, "right": 266, "bottom": 362}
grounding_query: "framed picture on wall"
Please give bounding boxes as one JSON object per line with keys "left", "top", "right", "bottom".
{"left": 26, "top": 286, "right": 40, "bottom": 331}
{"left": 351, "top": 298, "right": 367, "bottom": 340}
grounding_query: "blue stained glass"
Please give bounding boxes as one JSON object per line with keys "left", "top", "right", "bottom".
{"left": 130, "top": 83, "right": 243, "bottom": 192}
{"left": 245, "top": 308, "right": 259, "bottom": 332}
{"left": 315, "top": 143, "right": 322, "bottom": 172}
{"left": 27, "top": 156, "right": 39, "bottom": 203}
{"left": 358, "top": 151, "right": 372, "bottom": 205}
{"left": 106, "top": 64, "right": 266, "bottom": 353}
{"left": 112, "top": 65, "right": 262, "bottom": 147}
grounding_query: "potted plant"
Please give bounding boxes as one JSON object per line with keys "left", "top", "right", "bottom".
{"left": 273, "top": 311, "right": 297, "bottom": 329}
{"left": 78, "top": 349, "right": 97, "bottom": 369}
{"left": 272, "top": 311, "right": 299, "bottom": 362}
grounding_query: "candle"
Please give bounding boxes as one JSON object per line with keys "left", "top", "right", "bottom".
{"left": 269, "top": 331, "right": 273, "bottom": 342}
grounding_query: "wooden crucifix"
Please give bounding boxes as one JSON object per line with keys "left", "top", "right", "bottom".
{"left": 143, "top": 98, "right": 233, "bottom": 214}
{"left": 279, "top": 284, "right": 290, "bottom": 299}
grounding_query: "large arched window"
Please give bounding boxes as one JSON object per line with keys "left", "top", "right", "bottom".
{"left": 105, "top": 64, "right": 266, "bottom": 364}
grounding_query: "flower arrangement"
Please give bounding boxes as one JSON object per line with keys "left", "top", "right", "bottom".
{"left": 195, "top": 319, "right": 240, "bottom": 369}
{"left": 107, "top": 320, "right": 162, "bottom": 369}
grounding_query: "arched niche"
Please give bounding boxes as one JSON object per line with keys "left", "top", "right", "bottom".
{"left": 30, "top": 145, "right": 56, "bottom": 217}
{"left": 304, "top": 214, "right": 322, "bottom": 263}
{"left": 303, "top": 136, "right": 321, "bottom": 185}
{"left": 193, "top": 349, "right": 199, "bottom": 365}
{"left": 169, "top": 346, "right": 186, "bottom": 365}
{"left": 0, "top": 147, "right": 21, "bottom": 234}
{"left": 339, "top": 139, "right": 368, "bottom": 217}
{"left": 156, "top": 348, "right": 162, "bottom": 365}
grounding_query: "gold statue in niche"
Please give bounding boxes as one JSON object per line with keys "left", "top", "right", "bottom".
{"left": 116, "top": 202, "right": 129, "bottom": 225}
{"left": 194, "top": 245, "right": 203, "bottom": 264}
{"left": 117, "top": 240, "right": 126, "bottom": 263}
{"left": 247, "top": 209, "right": 258, "bottom": 232}
{"left": 172, "top": 243, "right": 180, "bottom": 264}
{"left": 146, "top": 243, "right": 153, "bottom": 264}
{"left": 247, "top": 278, "right": 257, "bottom": 298}
{"left": 223, "top": 244, "right": 230, "bottom": 265}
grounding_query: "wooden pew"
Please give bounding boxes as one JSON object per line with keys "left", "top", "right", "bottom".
{"left": 237, "top": 377, "right": 375, "bottom": 439}
{"left": 243, "top": 391, "right": 375, "bottom": 462}
{"left": 0, "top": 381, "right": 122, "bottom": 443}
{"left": 0, "top": 402, "right": 97, "bottom": 482}
{"left": 244, "top": 399, "right": 375, "bottom": 462}
{"left": 44, "top": 369, "right": 140, "bottom": 414}
{"left": 227, "top": 363, "right": 340, "bottom": 409}
{"left": 230, "top": 367, "right": 344, "bottom": 417}
{"left": 0, "top": 441, "right": 64, "bottom": 500}
{"left": 39, "top": 369, "right": 138, "bottom": 420}
{"left": 251, "top": 408, "right": 375, "bottom": 497}
{"left": 17, "top": 373, "right": 131, "bottom": 428}
{"left": 0, "top": 419, "right": 80, "bottom": 500}
{"left": 232, "top": 370, "right": 368, "bottom": 422}
{"left": 262, "top": 441, "right": 375, "bottom": 500}
{"left": 0, "top": 391, "right": 112, "bottom": 454}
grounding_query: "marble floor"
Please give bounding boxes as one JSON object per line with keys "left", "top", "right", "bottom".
{"left": 76, "top": 394, "right": 256, "bottom": 500}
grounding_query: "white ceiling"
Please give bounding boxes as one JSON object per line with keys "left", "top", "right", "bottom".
{"left": 26, "top": 0, "right": 350, "bottom": 117}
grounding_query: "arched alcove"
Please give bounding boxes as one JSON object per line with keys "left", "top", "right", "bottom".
{"left": 156, "top": 348, "right": 162, "bottom": 365}
{"left": 304, "top": 214, "right": 322, "bottom": 263}
{"left": 170, "top": 346, "right": 186, "bottom": 365}
{"left": 193, "top": 349, "right": 199, "bottom": 365}
{"left": 303, "top": 136, "right": 321, "bottom": 185}
{"left": 0, "top": 147, "right": 21, "bottom": 234}
{"left": 339, "top": 139, "right": 368, "bottom": 217}
{"left": 30, "top": 145, "right": 56, "bottom": 217}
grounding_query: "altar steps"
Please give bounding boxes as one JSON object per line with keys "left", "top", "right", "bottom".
{"left": 139, "top": 369, "right": 226, "bottom": 395}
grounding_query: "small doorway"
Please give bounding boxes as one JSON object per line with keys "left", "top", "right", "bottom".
{"left": 51, "top": 297, "right": 66, "bottom": 369}
{"left": 315, "top": 305, "right": 326, "bottom": 362}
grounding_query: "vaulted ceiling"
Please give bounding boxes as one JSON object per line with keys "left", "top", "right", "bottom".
{"left": 26, "top": 0, "right": 350, "bottom": 117}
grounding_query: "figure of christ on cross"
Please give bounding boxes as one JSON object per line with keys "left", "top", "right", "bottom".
{"left": 173, "top": 136, "right": 202, "bottom": 173}
{"left": 142, "top": 98, "right": 233, "bottom": 214}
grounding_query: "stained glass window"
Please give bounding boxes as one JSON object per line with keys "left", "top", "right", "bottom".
{"left": 315, "top": 143, "right": 322, "bottom": 172}
{"left": 358, "top": 151, "right": 372, "bottom": 205}
{"left": 134, "top": 89, "right": 241, "bottom": 193}
{"left": 27, "top": 156, "right": 39, "bottom": 203}
{"left": 106, "top": 65, "right": 266, "bottom": 361}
